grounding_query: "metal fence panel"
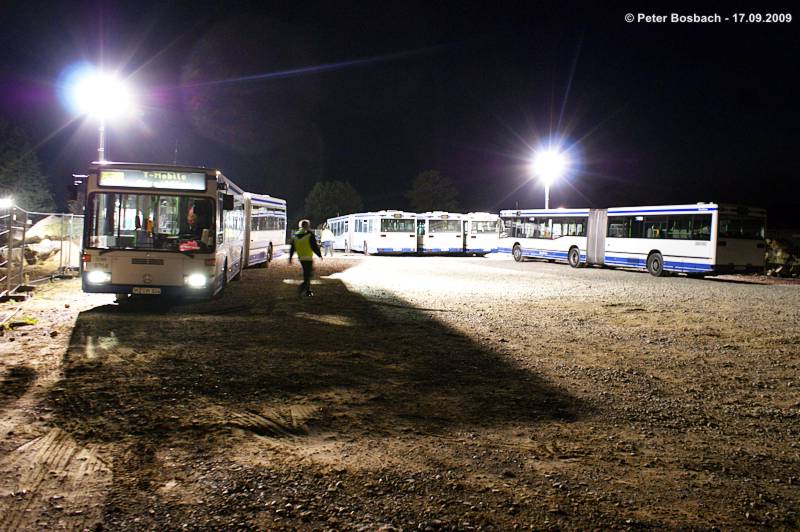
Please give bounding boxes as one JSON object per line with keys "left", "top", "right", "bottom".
{"left": 1, "top": 204, "right": 83, "bottom": 298}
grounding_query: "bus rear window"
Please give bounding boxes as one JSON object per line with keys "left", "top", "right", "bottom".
{"left": 381, "top": 219, "right": 415, "bottom": 232}
{"left": 429, "top": 220, "right": 462, "bottom": 233}
{"left": 719, "top": 217, "right": 765, "bottom": 239}
{"left": 471, "top": 221, "right": 499, "bottom": 233}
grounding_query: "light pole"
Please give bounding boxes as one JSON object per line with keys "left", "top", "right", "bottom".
{"left": 532, "top": 148, "right": 569, "bottom": 209}
{"left": 66, "top": 68, "right": 133, "bottom": 162}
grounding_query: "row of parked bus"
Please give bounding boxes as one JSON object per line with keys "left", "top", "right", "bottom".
{"left": 326, "top": 211, "right": 502, "bottom": 256}
{"left": 80, "top": 161, "right": 287, "bottom": 299}
{"left": 328, "top": 203, "right": 767, "bottom": 276}
{"left": 77, "top": 161, "right": 767, "bottom": 301}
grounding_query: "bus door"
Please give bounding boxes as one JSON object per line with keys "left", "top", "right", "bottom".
{"left": 463, "top": 221, "right": 468, "bottom": 251}
{"left": 417, "top": 220, "right": 426, "bottom": 251}
{"left": 587, "top": 209, "right": 608, "bottom": 265}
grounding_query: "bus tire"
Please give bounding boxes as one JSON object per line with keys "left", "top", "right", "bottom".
{"left": 363, "top": 241, "right": 369, "bottom": 256}
{"left": 647, "top": 252, "right": 666, "bottom": 277}
{"left": 568, "top": 247, "right": 581, "bottom": 268}
{"left": 512, "top": 244, "right": 523, "bottom": 262}
{"left": 257, "top": 244, "right": 272, "bottom": 268}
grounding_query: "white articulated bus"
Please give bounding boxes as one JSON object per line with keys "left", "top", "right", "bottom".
{"left": 81, "top": 162, "right": 261, "bottom": 298}
{"left": 499, "top": 208, "right": 589, "bottom": 265}
{"left": 464, "top": 212, "right": 502, "bottom": 255}
{"left": 327, "top": 210, "right": 418, "bottom": 254}
{"left": 416, "top": 211, "right": 466, "bottom": 254}
{"left": 243, "top": 192, "right": 287, "bottom": 268}
{"left": 500, "top": 203, "right": 766, "bottom": 276}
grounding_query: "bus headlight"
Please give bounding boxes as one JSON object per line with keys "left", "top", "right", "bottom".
{"left": 185, "top": 273, "right": 207, "bottom": 288}
{"left": 86, "top": 270, "right": 111, "bottom": 284}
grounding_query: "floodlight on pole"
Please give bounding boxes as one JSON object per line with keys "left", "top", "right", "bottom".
{"left": 531, "top": 147, "right": 569, "bottom": 210}
{"left": 64, "top": 67, "right": 134, "bottom": 162}
{"left": 0, "top": 197, "right": 13, "bottom": 209}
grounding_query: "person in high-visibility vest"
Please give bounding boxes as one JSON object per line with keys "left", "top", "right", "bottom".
{"left": 289, "top": 219, "right": 323, "bottom": 296}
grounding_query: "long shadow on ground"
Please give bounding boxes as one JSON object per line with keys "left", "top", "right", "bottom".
{"left": 44, "top": 259, "right": 588, "bottom": 528}
{"left": 50, "top": 260, "right": 583, "bottom": 440}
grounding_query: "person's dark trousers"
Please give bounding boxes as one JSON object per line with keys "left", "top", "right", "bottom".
{"left": 299, "top": 259, "right": 314, "bottom": 295}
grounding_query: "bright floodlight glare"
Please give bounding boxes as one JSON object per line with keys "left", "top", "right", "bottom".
{"left": 0, "top": 197, "right": 13, "bottom": 209}
{"left": 532, "top": 149, "right": 569, "bottom": 186}
{"left": 70, "top": 71, "right": 133, "bottom": 119}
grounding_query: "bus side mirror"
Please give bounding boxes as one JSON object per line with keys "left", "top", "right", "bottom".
{"left": 222, "top": 194, "right": 234, "bottom": 210}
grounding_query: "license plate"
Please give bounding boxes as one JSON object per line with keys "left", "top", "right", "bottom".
{"left": 132, "top": 287, "right": 162, "bottom": 295}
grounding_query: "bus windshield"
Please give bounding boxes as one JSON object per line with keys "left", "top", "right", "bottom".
{"left": 381, "top": 218, "right": 415, "bottom": 232}
{"left": 88, "top": 192, "right": 215, "bottom": 251}
{"left": 718, "top": 216, "right": 765, "bottom": 240}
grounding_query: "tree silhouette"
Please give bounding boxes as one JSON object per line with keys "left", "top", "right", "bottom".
{"left": 0, "top": 118, "right": 55, "bottom": 211}
{"left": 406, "top": 170, "right": 459, "bottom": 212}
{"left": 304, "top": 180, "right": 364, "bottom": 226}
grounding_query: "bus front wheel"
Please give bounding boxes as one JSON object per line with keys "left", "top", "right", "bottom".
{"left": 512, "top": 244, "right": 523, "bottom": 262}
{"left": 568, "top": 247, "right": 582, "bottom": 268}
{"left": 647, "top": 252, "right": 666, "bottom": 277}
{"left": 258, "top": 244, "right": 272, "bottom": 268}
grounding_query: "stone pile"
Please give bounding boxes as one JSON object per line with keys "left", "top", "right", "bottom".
{"left": 765, "top": 237, "right": 800, "bottom": 277}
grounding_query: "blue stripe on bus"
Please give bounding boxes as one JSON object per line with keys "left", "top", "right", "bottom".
{"left": 607, "top": 207, "right": 718, "bottom": 214}
{"left": 420, "top": 248, "right": 466, "bottom": 253}
{"left": 515, "top": 211, "right": 589, "bottom": 216}
{"left": 495, "top": 247, "right": 569, "bottom": 260}
{"left": 603, "top": 255, "right": 714, "bottom": 272}
{"left": 495, "top": 247, "right": 713, "bottom": 272}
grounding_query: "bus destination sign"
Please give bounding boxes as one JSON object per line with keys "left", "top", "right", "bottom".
{"left": 99, "top": 169, "right": 207, "bottom": 191}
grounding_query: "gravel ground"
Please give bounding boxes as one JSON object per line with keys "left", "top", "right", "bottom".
{"left": 0, "top": 255, "right": 798, "bottom": 530}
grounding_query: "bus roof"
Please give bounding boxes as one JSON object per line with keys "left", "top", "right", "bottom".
{"left": 246, "top": 192, "right": 287, "bottom": 208}
{"left": 501, "top": 203, "right": 735, "bottom": 217}
{"left": 500, "top": 208, "right": 590, "bottom": 217}
{"left": 89, "top": 161, "right": 218, "bottom": 174}
{"left": 417, "top": 211, "right": 465, "bottom": 219}
{"left": 465, "top": 212, "right": 501, "bottom": 220}
{"left": 607, "top": 203, "right": 719, "bottom": 213}
{"left": 327, "top": 210, "right": 417, "bottom": 221}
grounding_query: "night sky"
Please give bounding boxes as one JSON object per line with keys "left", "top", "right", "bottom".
{"left": 1, "top": 1, "right": 798, "bottom": 227}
